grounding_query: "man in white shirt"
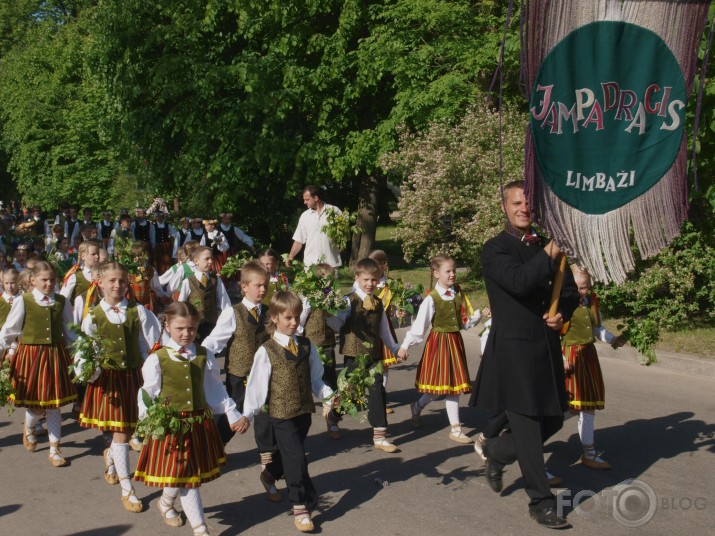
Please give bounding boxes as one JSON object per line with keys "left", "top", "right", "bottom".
{"left": 287, "top": 185, "right": 342, "bottom": 268}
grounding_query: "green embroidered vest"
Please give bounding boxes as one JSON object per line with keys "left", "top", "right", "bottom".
{"left": 226, "top": 302, "right": 270, "bottom": 377}
{"left": 92, "top": 302, "right": 143, "bottom": 370}
{"left": 187, "top": 274, "right": 218, "bottom": 324}
{"left": 0, "top": 297, "right": 12, "bottom": 327}
{"left": 304, "top": 308, "right": 336, "bottom": 347}
{"left": 264, "top": 337, "right": 315, "bottom": 419}
{"left": 262, "top": 277, "right": 284, "bottom": 306}
{"left": 21, "top": 294, "right": 65, "bottom": 345}
{"left": 561, "top": 305, "right": 596, "bottom": 346}
{"left": 431, "top": 290, "right": 463, "bottom": 333}
{"left": 157, "top": 347, "right": 208, "bottom": 412}
{"left": 71, "top": 270, "right": 91, "bottom": 304}
{"left": 340, "top": 292, "right": 382, "bottom": 362}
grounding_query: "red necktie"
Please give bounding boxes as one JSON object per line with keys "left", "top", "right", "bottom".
{"left": 178, "top": 347, "right": 188, "bottom": 355}
{"left": 109, "top": 306, "right": 121, "bottom": 314}
{"left": 42, "top": 295, "right": 50, "bottom": 303}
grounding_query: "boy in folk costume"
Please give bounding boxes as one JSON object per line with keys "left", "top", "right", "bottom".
{"left": 98, "top": 210, "right": 116, "bottom": 249}
{"left": 202, "top": 262, "right": 271, "bottom": 452}
{"left": 258, "top": 248, "right": 289, "bottom": 306}
{"left": 178, "top": 245, "right": 230, "bottom": 341}
{"left": 150, "top": 210, "right": 175, "bottom": 275}
{"left": 173, "top": 217, "right": 192, "bottom": 259}
{"left": 189, "top": 217, "right": 205, "bottom": 243}
{"left": 325, "top": 258, "right": 401, "bottom": 451}
{"left": 131, "top": 207, "right": 152, "bottom": 261}
{"left": 200, "top": 219, "right": 229, "bottom": 274}
{"left": 561, "top": 267, "right": 625, "bottom": 469}
{"left": 65, "top": 204, "right": 81, "bottom": 247}
{"left": 108, "top": 214, "right": 133, "bottom": 257}
{"left": 244, "top": 290, "right": 334, "bottom": 533}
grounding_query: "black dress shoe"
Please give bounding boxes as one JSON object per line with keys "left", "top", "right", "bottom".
{"left": 482, "top": 444, "right": 504, "bottom": 493}
{"left": 529, "top": 508, "right": 569, "bottom": 528}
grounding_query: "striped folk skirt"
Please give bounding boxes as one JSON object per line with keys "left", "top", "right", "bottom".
{"left": 381, "top": 320, "right": 399, "bottom": 367}
{"left": 154, "top": 241, "right": 173, "bottom": 276}
{"left": 563, "top": 343, "right": 605, "bottom": 411}
{"left": 415, "top": 332, "right": 471, "bottom": 395}
{"left": 134, "top": 409, "right": 226, "bottom": 489}
{"left": 212, "top": 251, "right": 228, "bottom": 275}
{"left": 10, "top": 343, "right": 77, "bottom": 409}
{"left": 79, "top": 367, "right": 142, "bottom": 433}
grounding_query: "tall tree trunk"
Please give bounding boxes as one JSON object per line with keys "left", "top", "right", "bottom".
{"left": 350, "top": 174, "right": 378, "bottom": 266}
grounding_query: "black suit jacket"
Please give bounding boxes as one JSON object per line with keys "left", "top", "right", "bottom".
{"left": 469, "top": 231, "right": 579, "bottom": 416}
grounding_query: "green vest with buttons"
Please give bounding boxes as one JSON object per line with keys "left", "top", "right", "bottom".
{"left": 71, "top": 270, "right": 91, "bottom": 304}
{"left": 431, "top": 289, "right": 463, "bottom": 333}
{"left": 561, "top": 305, "right": 596, "bottom": 346}
{"left": 21, "top": 294, "right": 65, "bottom": 344}
{"left": 157, "top": 347, "right": 208, "bottom": 412}
{"left": 92, "top": 302, "right": 143, "bottom": 370}
{"left": 0, "top": 297, "right": 11, "bottom": 327}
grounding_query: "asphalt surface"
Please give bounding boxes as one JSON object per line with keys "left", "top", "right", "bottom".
{"left": 0, "top": 326, "right": 713, "bottom": 536}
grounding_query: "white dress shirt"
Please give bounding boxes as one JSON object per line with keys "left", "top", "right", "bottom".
{"left": 201, "top": 297, "right": 261, "bottom": 355}
{"left": 325, "top": 287, "right": 400, "bottom": 355}
{"left": 177, "top": 272, "right": 231, "bottom": 311}
{"left": 138, "top": 339, "right": 241, "bottom": 424}
{"left": 400, "top": 283, "right": 483, "bottom": 351}
{"left": 243, "top": 331, "right": 333, "bottom": 421}
{"left": 0, "top": 288, "right": 77, "bottom": 351}
{"left": 1, "top": 292, "right": 19, "bottom": 355}
{"left": 291, "top": 203, "right": 342, "bottom": 267}
{"left": 219, "top": 224, "right": 254, "bottom": 248}
{"left": 200, "top": 230, "right": 229, "bottom": 253}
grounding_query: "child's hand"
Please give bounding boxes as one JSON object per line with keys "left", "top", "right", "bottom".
{"left": 482, "top": 307, "right": 491, "bottom": 318}
{"left": 231, "top": 416, "right": 250, "bottom": 434}
{"left": 397, "top": 348, "right": 408, "bottom": 362}
{"left": 611, "top": 336, "right": 626, "bottom": 349}
{"left": 396, "top": 309, "right": 408, "bottom": 319}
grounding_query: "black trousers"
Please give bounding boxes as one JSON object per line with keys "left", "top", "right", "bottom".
{"left": 265, "top": 413, "right": 317, "bottom": 509}
{"left": 486, "top": 410, "right": 564, "bottom": 510}
{"left": 482, "top": 410, "right": 509, "bottom": 439}
{"left": 217, "top": 373, "right": 247, "bottom": 445}
{"left": 334, "top": 356, "right": 386, "bottom": 428}
{"left": 320, "top": 346, "right": 337, "bottom": 391}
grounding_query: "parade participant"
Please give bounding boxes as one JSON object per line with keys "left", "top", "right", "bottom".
{"left": 76, "top": 262, "right": 161, "bottom": 513}
{"left": 52, "top": 201, "right": 70, "bottom": 231}
{"left": 200, "top": 219, "right": 229, "bottom": 274}
{"left": 189, "top": 218, "right": 205, "bottom": 242}
{"left": 66, "top": 205, "right": 81, "bottom": 247}
{"left": 135, "top": 302, "right": 249, "bottom": 535}
{"left": 45, "top": 224, "right": 64, "bottom": 253}
{"left": 397, "top": 254, "right": 488, "bottom": 443}
{"left": 218, "top": 212, "right": 254, "bottom": 255}
{"left": 325, "top": 258, "right": 401, "bottom": 450}
{"left": 107, "top": 214, "right": 133, "bottom": 256}
{"left": 202, "top": 261, "right": 271, "bottom": 447}
{"left": 178, "top": 246, "right": 230, "bottom": 341}
{"left": 150, "top": 211, "right": 175, "bottom": 275}
{"left": 258, "top": 248, "right": 289, "bottom": 306}
{"left": 131, "top": 208, "right": 151, "bottom": 259}
{"left": 287, "top": 185, "right": 342, "bottom": 268}
{"left": 98, "top": 211, "right": 116, "bottom": 249}
{"left": 562, "top": 267, "right": 625, "bottom": 470}
{"left": 244, "top": 290, "right": 334, "bottom": 533}
{"left": 1, "top": 268, "right": 21, "bottom": 362}
{"left": 81, "top": 207, "right": 95, "bottom": 226}
{"left": 469, "top": 180, "right": 579, "bottom": 528}
{"left": 60, "top": 239, "right": 101, "bottom": 306}
{"left": 173, "top": 217, "right": 192, "bottom": 259}
{"left": 12, "top": 244, "right": 30, "bottom": 272}
{"left": 0, "top": 261, "right": 77, "bottom": 467}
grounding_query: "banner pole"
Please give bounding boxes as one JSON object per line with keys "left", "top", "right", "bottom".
{"left": 548, "top": 253, "right": 567, "bottom": 318}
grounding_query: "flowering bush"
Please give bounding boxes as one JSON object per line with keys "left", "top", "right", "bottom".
{"left": 381, "top": 104, "right": 526, "bottom": 272}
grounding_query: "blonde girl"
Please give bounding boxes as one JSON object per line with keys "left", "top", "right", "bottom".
{"left": 76, "top": 262, "right": 161, "bottom": 512}
{"left": 0, "top": 261, "right": 77, "bottom": 466}
{"left": 397, "top": 255, "right": 489, "bottom": 444}
{"left": 60, "top": 239, "right": 101, "bottom": 305}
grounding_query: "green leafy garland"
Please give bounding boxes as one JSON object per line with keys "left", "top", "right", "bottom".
{"left": 219, "top": 249, "right": 256, "bottom": 279}
{"left": 386, "top": 277, "right": 424, "bottom": 326}
{"left": 112, "top": 238, "right": 144, "bottom": 275}
{"left": 135, "top": 389, "right": 204, "bottom": 441}
{"left": 287, "top": 257, "right": 347, "bottom": 316}
{"left": 329, "top": 346, "right": 382, "bottom": 420}
{"left": 68, "top": 321, "right": 112, "bottom": 384}
{"left": 321, "top": 207, "right": 361, "bottom": 251}
{"left": 0, "top": 360, "right": 16, "bottom": 414}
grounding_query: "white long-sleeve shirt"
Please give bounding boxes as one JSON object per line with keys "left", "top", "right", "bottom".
{"left": 138, "top": 339, "right": 241, "bottom": 424}
{"left": 200, "top": 230, "right": 229, "bottom": 253}
{"left": 0, "top": 288, "right": 77, "bottom": 351}
{"left": 400, "top": 283, "right": 483, "bottom": 351}
{"left": 59, "top": 265, "right": 93, "bottom": 302}
{"left": 325, "top": 287, "right": 400, "bottom": 356}
{"left": 201, "top": 297, "right": 262, "bottom": 355}
{"left": 243, "top": 331, "right": 333, "bottom": 421}
{"left": 219, "top": 224, "right": 254, "bottom": 248}
{"left": 177, "top": 272, "right": 231, "bottom": 311}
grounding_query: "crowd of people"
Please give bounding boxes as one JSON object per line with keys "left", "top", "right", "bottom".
{"left": 0, "top": 183, "right": 624, "bottom": 532}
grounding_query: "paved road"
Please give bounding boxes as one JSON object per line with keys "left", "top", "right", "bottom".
{"left": 0, "top": 327, "right": 713, "bottom": 536}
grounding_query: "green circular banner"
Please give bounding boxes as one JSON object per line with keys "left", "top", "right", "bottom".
{"left": 529, "top": 21, "right": 687, "bottom": 215}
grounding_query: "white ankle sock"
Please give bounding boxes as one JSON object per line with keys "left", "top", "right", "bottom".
{"left": 180, "top": 488, "right": 205, "bottom": 529}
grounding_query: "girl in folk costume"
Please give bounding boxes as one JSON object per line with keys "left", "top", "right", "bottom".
{"left": 562, "top": 267, "right": 624, "bottom": 469}
{"left": 108, "top": 214, "right": 133, "bottom": 257}
{"left": 45, "top": 223, "right": 64, "bottom": 253}
{"left": 60, "top": 239, "right": 101, "bottom": 306}
{"left": 258, "top": 248, "right": 289, "bottom": 306}
{"left": 397, "top": 255, "right": 489, "bottom": 444}
{"left": 150, "top": 210, "right": 175, "bottom": 275}
{"left": 75, "top": 262, "right": 161, "bottom": 512}
{"left": 219, "top": 212, "right": 255, "bottom": 255}
{"left": 135, "top": 302, "right": 249, "bottom": 535}
{"left": 1, "top": 268, "right": 21, "bottom": 362}
{"left": 160, "top": 241, "right": 198, "bottom": 301}
{"left": 0, "top": 261, "right": 77, "bottom": 466}
{"left": 11, "top": 244, "right": 30, "bottom": 272}
{"left": 131, "top": 207, "right": 152, "bottom": 261}
{"left": 72, "top": 265, "right": 103, "bottom": 325}
{"left": 189, "top": 217, "right": 205, "bottom": 243}
{"left": 200, "top": 219, "right": 229, "bottom": 274}
{"left": 126, "top": 242, "right": 170, "bottom": 313}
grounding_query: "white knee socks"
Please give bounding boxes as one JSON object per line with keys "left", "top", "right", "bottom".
{"left": 180, "top": 488, "right": 206, "bottom": 530}
{"left": 161, "top": 487, "right": 181, "bottom": 520}
{"left": 25, "top": 410, "right": 40, "bottom": 442}
{"left": 112, "top": 442, "right": 139, "bottom": 504}
{"left": 445, "top": 395, "right": 460, "bottom": 428}
{"left": 578, "top": 411, "right": 595, "bottom": 447}
{"left": 382, "top": 368, "right": 389, "bottom": 388}
{"left": 45, "top": 408, "right": 62, "bottom": 448}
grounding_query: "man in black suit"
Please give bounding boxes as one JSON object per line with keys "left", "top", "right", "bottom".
{"left": 470, "top": 180, "right": 578, "bottom": 528}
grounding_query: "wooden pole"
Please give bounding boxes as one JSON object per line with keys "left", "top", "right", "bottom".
{"left": 548, "top": 253, "right": 567, "bottom": 318}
